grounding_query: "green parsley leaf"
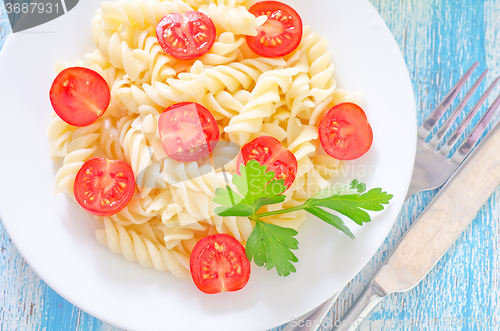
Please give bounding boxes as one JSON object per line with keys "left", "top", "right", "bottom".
{"left": 256, "top": 178, "right": 287, "bottom": 210}
{"left": 349, "top": 179, "right": 366, "bottom": 193}
{"left": 307, "top": 188, "right": 393, "bottom": 225}
{"left": 246, "top": 221, "right": 299, "bottom": 276}
{"left": 241, "top": 160, "right": 286, "bottom": 209}
{"left": 305, "top": 207, "right": 355, "bottom": 239}
{"left": 213, "top": 186, "right": 253, "bottom": 217}
{"left": 213, "top": 186, "right": 244, "bottom": 206}
{"left": 232, "top": 163, "right": 250, "bottom": 197}
{"left": 313, "top": 184, "right": 358, "bottom": 199}
{"left": 213, "top": 160, "right": 287, "bottom": 218}
{"left": 214, "top": 202, "right": 254, "bottom": 217}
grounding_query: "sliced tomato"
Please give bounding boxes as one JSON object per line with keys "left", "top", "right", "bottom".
{"left": 50, "top": 67, "right": 110, "bottom": 127}
{"left": 246, "top": 1, "right": 303, "bottom": 58}
{"left": 319, "top": 103, "right": 373, "bottom": 160}
{"left": 190, "top": 234, "right": 251, "bottom": 294}
{"left": 237, "top": 136, "right": 297, "bottom": 189}
{"left": 74, "top": 157, "right": 135, "bottom": 216}
{"left": 156, "top": 11, "right": 216, "bottom": 60}
{"left": 158, "top": 102, "right": 220, "bottom": 162}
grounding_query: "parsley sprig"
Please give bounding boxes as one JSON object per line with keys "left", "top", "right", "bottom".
{"left": 213, "top": 160, "right": 393, "bottom": 276}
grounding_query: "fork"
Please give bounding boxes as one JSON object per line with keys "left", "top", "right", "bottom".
{"left": 407, "top": 62, "right": 500, "bottom": 199}
{"left": 281, "top": 62, "right": 500, "bottom": 331}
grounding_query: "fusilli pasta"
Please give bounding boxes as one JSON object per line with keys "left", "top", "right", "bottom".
{"left": 49, "top": 0, "right": 359, "bottom": 282}
{"left": 96, "top": 218, "right": 191, "bottom": 280}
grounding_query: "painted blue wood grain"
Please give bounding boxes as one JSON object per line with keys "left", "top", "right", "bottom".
{"left": 1, "top": 0, "right": 500, "bottom": 330}
{"left": 0, "top": 0, "right": 9, "bottom": 49}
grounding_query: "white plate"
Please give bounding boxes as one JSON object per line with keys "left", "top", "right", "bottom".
{"left": 0, "top": 0, "right": 416, "bottom": 330}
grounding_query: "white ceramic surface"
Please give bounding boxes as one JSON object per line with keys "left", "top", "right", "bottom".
{"left": 0, "top": 0, "right": 416, "bottom": 330}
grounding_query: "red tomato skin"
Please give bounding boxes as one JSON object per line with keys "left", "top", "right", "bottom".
{"left": 158, "top": 102, "right": 220, "bottom": 162}
{"left": 190, "top": 234, "right": 251, "bottom": 294}
{"left": 50, "top": 67, "right": 110, "bottom": 127}
{"left": 236, "top": 136, "right": 297, "bottom": 189}
{"left": 319, "top": 103, "right": 373, "bottom": 160}
{"left": 74, "top": 157, "right": 136, "bottom": 216}
{"left": 246, "top": 1, "right": 303, "bottom": 58}
{"left": 156, "top": 11, "right": 216, "bottom": 60}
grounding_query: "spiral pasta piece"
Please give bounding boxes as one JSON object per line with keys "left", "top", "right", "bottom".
{"left": 206, "top": 140, "right": 241, "bottom": 172}
{"left": 48, "top": 114, "right": 78, "bottom": 161}
{"left": 198, "top": 3, "right": 267, "bottom": 36}
{"left": 146, "top": 190, "right": 180, "bottom": 219}
{"left": 164, "top": 170, "right": 233, "bottom": 226}
{"left": 206, "top": 0, "right": 255, "bottom": 7}
{"left": 205, "top": 57, "right": 287, "bottom": 95}
{"left": 285, "top": 26, "right": 337, "bottom": 126}
{"left": 198, "top": 32, "right": 245, "bottom": 66}
{"left": 285, "top": 72, "right": 316, "bottom": 120}
{"left": 96, "top": 218, "right": 191, "bottom": 280}
{"left": 158, "top": 208, "right": 252, "bottom": 246}
{"left": 92, "top": 13, "right": 142, "bottom": 72}
{"left": 93, "top": 19, "right": 178, "bottom": 84}
{"left": 312, "top": 155, "right": 341, "bottom": 180}
{"left": 163, "top": 159, "right": 229, "bottom": 196}
{"left": 217, "top": 215, "right": 253, "bottom": 242}
{"left": 121, "top": 114, "right": 170, "bottom": 198}
{"left": 225, "top": 67, "right": 299, "bottom": 145}
{"left": 286, "top": 117, "right": 319, "bottom": 162}
{"left": 93, "top": 192, "right": 158, "bottom": 226}
{"left": 53, "top": 122, "right": 101, "bottom": 196}
{"left": 202, "top": 89, "right": 250, "bottom": 120}
{"left": 182, "top": 0, "right": 207, "bottom": 10}
{"left": 264, "top": 210, "right": 308, "bottom": 231}
{"left": 100, "top": 0, "right": 193, "bottom": 30}
{"left": 136, "top": 32, "right": 177, "bottom": 84}
{"left": 99, "top": 116, "right": 126, "bottom": 161}
{"left": 247, "top": 122, "right": 287, "bottom": 143}
{"left": 159, "top": 223, "right": 198, "bottom": 250}
{"left": 116, "top": 61, "right": 207, "bottom": 113}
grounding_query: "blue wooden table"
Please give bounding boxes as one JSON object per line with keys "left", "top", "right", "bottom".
{"left": 2, "top": 0, "right": 500, "bottom": 330}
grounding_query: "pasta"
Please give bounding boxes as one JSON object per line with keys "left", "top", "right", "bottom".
{"left": 198, "top": 32, "right": 245, "bottom": 66}
{"left": 99, "top": 0, "right": 193, "bottom": 29}
{"left": 225, "top": 67, "right": 299, "bottom": 145}
{"left": 205, "top": 57, "right": 286, "bottom": 95}
{"left": 48, "top": 115, "right": 79, "bottom": 161}
{"left": 48, "top": 0, "right": 363, "bottom": 281}
{"left": 96, "top": 218, "right": 191, "bottom": 280}
{"left": 198, "top": 3, "right": 267, "bottom": 36}
{"left": 53, "top": 122, "right": 101, "bottom": 196}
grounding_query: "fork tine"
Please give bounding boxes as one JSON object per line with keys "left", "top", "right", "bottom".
{"left": 451, "top": 93, "right": 500, "bottom": 164}
{"left": 417, "top": 62, "right": 478, "bottom": 139}
{"left": 429, "top": 69, "right": 488, "bottom": 148}
{"left": 439, "top": 77, "right": 500, "bottom": 156}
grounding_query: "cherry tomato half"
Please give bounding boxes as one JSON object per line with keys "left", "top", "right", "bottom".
{"left": 236, "top": 136, "right": 297, "bottom": 189}
{"left": 246, "top": 1, "right": 303, "bottom": 58}
{"left": 74, "top": 157, "right": 135, "bottom": 216}
{"left": 156, "top": 11, "right": 216, "bottom": 60}
{"left": 319, "top": 103, "right": 373, "bottom": 160}
{"left": 158, "top": 102, "right": 220, "bottom": 162}
{"left": 190, "top": 234, "right": 251, "bottom": 294}
{"left": 50, "top": 67, "right": 110, "bottom": 127}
